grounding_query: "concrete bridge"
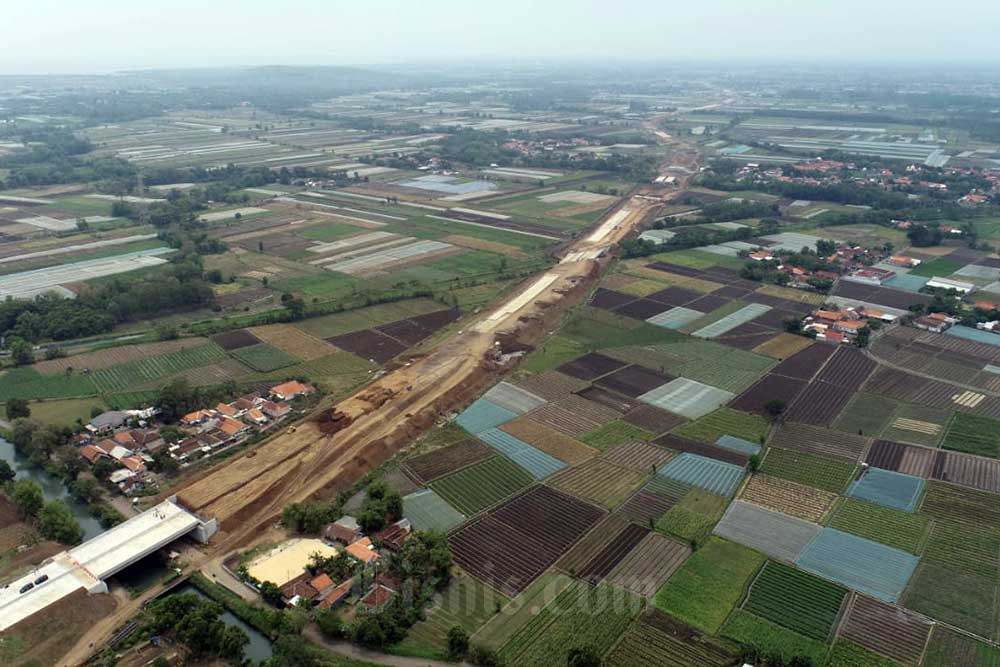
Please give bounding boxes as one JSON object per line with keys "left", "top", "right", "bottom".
{"left": 0, "top": 498, "right": 216, "bottom": 631}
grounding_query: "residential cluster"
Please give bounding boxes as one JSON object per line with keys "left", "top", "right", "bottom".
{"left": 76, "top": 380, "right": 314, "bottom": 496}
{"left": 802, "top": 306, "right": 894, "bottom": 343}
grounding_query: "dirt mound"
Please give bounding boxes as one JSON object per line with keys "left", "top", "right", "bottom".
{"left": 316, "top": 409, "right": 353, "bottom": 435}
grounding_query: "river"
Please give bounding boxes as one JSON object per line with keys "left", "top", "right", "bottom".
{"left": 0, "top": 435, "right": 105, "bottom": 540}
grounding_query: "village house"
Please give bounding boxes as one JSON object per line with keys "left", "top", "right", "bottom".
{"left": 913, "top": 312, "right": 957, "bottom": 334}
{"left": 270, "top": 380, "right": 315, "bottom": 401}
{"left": 345, "top": 537, "right": 380, "bottom": 566}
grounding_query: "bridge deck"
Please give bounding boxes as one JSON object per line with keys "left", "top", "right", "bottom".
{"left": 0, "top": 500, "right": 200, "bottom": 632}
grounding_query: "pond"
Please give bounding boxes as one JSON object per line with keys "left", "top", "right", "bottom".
{"left": 169, "top": 583, "right": 274, "bottom": 664}
{"left": 0, "top": 435, "right": 104, "bottom": 540}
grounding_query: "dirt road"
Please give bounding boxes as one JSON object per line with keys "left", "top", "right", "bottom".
{"left": 59, "top": 130, "right": 696, "bottom": 667}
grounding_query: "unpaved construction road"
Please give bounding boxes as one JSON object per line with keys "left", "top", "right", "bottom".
{"left": 60, "top": 130, "right": 698, "bottom": 667}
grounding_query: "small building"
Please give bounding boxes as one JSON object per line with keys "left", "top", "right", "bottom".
{"left": 180, "top": 409, "right": 214, "bottom": 427}
{"left": 345, "top": 537, "right": 379, "bottom": 566}
{"left": 376, "top": 519, "right": 412, "bottom": 552}
{"left": 888, "top": 255, "right": 921, "bottom": 268}
{"left": 261, "top": 400, "right": 291, "bottom": 420}
{"left": 218, "top": 416, "right": 248, "bottom": 440}
{"left": 216, "top": 403, "right": 240, "bottom": 419}
{"left": 360, "top": 584, "right": 395, "bottom": 611}
{"left": 844, "top": 267, "right": 895, "bottom": 286}
{"left": 80, "top": 444, "right": 108, "bottom": 464}
{"left": 834, "top": 319, "right": 868, "bottom": 335}
{"left": 926, "top": 277, "right": 975, "bottom": 294}
{"left": 245, "top": 408, "right": 268, "bottom": 426}
{"left": 913, "top": 313, "right": 956, "bottom": 334}
{"left": 316, "top": 579, "right": 352, "bottom": 610}
{"left": 88, "top": 411, "right": 129, "bottom": 434}
{"left": 270, "top": 381, "right": 315, "bottom": 401}
{"left": 325, "top": 516, "right": 362, "bottom": 545}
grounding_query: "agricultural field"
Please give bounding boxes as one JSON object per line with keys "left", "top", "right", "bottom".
{"left": 401, "top": 439, "right": 493, "bottom": 484}
{"left": 902, "top": 561, "right": 998, "bottom": 639}
{"left": 228, "top": 343, "right": 298, "bottom": 372}
{"left": 429, "top": 456, "right": 533, "bottom": 515}
{"left": 395, "top": 575, "right": 508, "bottom": 659}
{"left": 498, "top": 581, "right": 642, "bottom": 667}
{"left": 655, "top": 488, "right": 728, "bottom": 547}
{"left": 740, "top": 474, "right": 838, "bottom": 522}
{"left": 672, "top": 407, "right": 769, "bottom": 445}
{"left": 606, "top": 608, "right": 737, "bottom": 667}
{"left": 471, "top": 572, "right": 576, "bottom": 651}
{"left": 606, "top": 533, "right": 691, "bottom": 598}
{"left": 652, "top": 536, "right": 765, "bottom": 634}
{"left": 940, "top": 412, "right": 1000, "bottom": 458}
{"left": 741, "top": 561, "right": 847, "bottom": 640}
{"left": 922, "top": 626, "right": 1000, "bottom": 666}
{"left": 721, "top": 610, "right": 829, "bottom": 666}
{"left": 840, "top": 594, "right": 934, "bottom": 666}
{"left": 828, "top": 498, "right": 930, "bottom": 554}
{"left": 546, "top": 459, "right": 649, "bottom": 509}
{"left": 580, "top": 420, "right": 655, "bottom": 449}
{"left": 760, "top": 448, "right": 857, "bottom": 494}
{"left": 826, "top": 640, "right": 904, "bottom": 667}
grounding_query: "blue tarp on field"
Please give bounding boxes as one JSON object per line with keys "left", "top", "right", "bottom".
{"left": 456, "top": 398, "right": 518, "bottom": 435}
{"left": 657, "top": 452, "right": 745, "bottom": 497}
{"left": 848, "top": 468, "right": 925, "bottom": 512}
{"left": 715, "top": 435, "right": 762, "bottom": 456}
{"left": 477, "top": 428, "right": 566, "bottom": 480}
{"left": 946, "top": 325, "right": 1000, "bottom": 347}
{"left": 795, "top": 528, "right": 919, "bottom": 602}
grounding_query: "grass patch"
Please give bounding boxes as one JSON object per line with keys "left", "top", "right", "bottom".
{"left": 941, "top": 412, "right": 1000, "bottom": 458}
{"left": 520, "top": 334, "right": 585, "bottom": 374}
{"left": 721, "top": 610, "right": 829, "bottom": 666}
{"left": 0, "top": 367, "right": 97, "bottom": 401}
{"left": 472, "top": 572, "right": 575, "bottom": 650}
{"left": 561, "top": 309, "right": 685, "bottom": 350}
{"left": 828, "top": 498, "right": 930, "bottom": 554}
{"left": 760, "top": 448, "right": 856, "bottom": 494}
{"left": 652, "top": 536, "right": 765, "bottom": 634}
{"left": 673, "top": 408, "right": 768, "bottom": 445}
{"left": 16, "top": 398, "right": 107, "bottom": 427}
{"left": 655, "top": 489, "right": 728, "bottom": 549}
{"left": 580, "top": 420, "right": 655, "bottom": 450}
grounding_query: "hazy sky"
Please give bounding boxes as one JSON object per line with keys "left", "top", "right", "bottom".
{"left": 4, "top": 0, "right": 999, "bottom": 74}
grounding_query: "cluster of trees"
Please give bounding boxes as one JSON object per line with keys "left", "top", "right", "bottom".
{"left": 0, "top": 257, "right": 215, "bottom": 344}
{"left": 156, "top": 377, "right": 240, "bottom": 423}
{"left": 145, "top": 593, "right": 249, "bottom": 664}
{"left": 4, "top": 478, "right": 83, "bottom": 545}
{"left": 694, "top": 199, "right": 778, "bottom": 223}
{"left": 281, "top": 498, "right": 341, "bottom": 535}
{"left": 357, "top": 480, "right": 403, "bottom": 534}
{"left": 350, "top": 531, "right": 453, "bottom": 650}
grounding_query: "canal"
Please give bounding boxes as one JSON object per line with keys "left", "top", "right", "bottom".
{"left": 0, "top": 435, "right": 105, "bottom": 540}
{"left": 169, "top": 583, "right": 274, "bottom": 664}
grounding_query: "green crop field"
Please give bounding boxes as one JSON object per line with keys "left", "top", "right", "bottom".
{"left": 833, "top": 393, "right": 899, "bottom": 438}
{"left": 0, "top": 367, "right": 97, "bottom": 401}
{"left": 606, "top": 610, "right": 736, "bottom": 667}
{"left": 828, "top": 498, "right": 930, "bottom": 554}
{"left": 652, "top": 536, "right": 765, "bottom": 634}
{"left": 673, "top": 408, "right": 768, "bottom": 445}
{"left": 228, "top": 343, "right": 299, "bottom": 372}
{"left": 760, "top": 448, "right": 856, "bottom": 494}
{"left": 826, "top": 640, "right": 903, "bottom": 667}
{"left": 430, "top": 456, "right": 533, "bottom": 515}
{"left": 104, "top": 390, "right": 160, "bottom": 410}
{"left": 921, "top": 519, "right": 1000, "bottom": 578}
{"left": 941, "top": 412, "right": 1000, "bottom": 458}
{"left": 580, "top": 420, "right": 655, "bottom": 449}
{"left": 923, "top": 626, "right": 1000, "bottom": 666}
{"left": 519, "top": 334, "right": 586, "bottom": 374}
{"left": 741, "top": 561, "right": 847, "bottom": 640}
{"left": 903, "top": 562, "right": 998, "bottom": 640}
{"left": 560, "top": 309, "right": 684, "bottom": 350}
{"left": 395, "top": 574, "right": 508, "bottom": 659}
{"left": 920, "top": 481, "right": 1000, "bottom": 530}
{"left": 499, "top": 581, "right": 642, "bottom": 667}
{"left": 721, "top": 610, "right": 829, "bottom": 667}
{"left": 298, "top": 222, "right": 366, "bottom": 242}
{"left": 89, "top": 343, "right": 229, "bottom": 393}
{"left": 908, "top": 257, "right": 967, "bottom": 278}
{"left": 880, "top": 403, "right": 950, "bottom": 447}
{"left": 655, "top": 489, "right": 727, "bottom": 548}
{"left": 472, "top": 572, "right": 575, "bottom": 650}
{"left": 11, "top": 398, "right": 108, "bottom": 427}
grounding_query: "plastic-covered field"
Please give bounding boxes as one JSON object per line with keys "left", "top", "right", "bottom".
{"left": 884, "top": 273, "right": 930, "bottom": 292}
{"left": 946, "top": 325, "right": 1000, "bottom": 347}
{"left": 456, "top": 398, "right": 518, "bottom": 434}
{"left": 713, "top": 500, "right": 821, "bottom": 563}
{"left": 795, "top": 528, "right": 919, "bottom": 602}
{"left": 403, "top": 489, "right": 466, "bottom": 533}
{"left": 640, "top": 378, "right": 735, "bottom": 419}
{"left": 847, "top": 468, "right": 925, "bottom": 512}
{"left": 692, "top": 303, "right": 773, "bottom": 339}
{"left": 715, "top": 435, "right": 762, "bottom": 456}
{"left": 656, "top": 452, "right": 744, "bottom": 497}
{"left": 481, "top": 382, "right": 547, "bottom": 415}
{"left": 477, "top": 428, "right": 567, "bottom": 479}
{"left": 647, "top": 307, "right": 705, "bottom": 330}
